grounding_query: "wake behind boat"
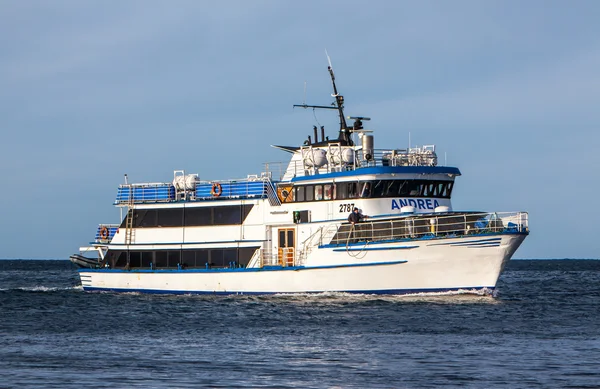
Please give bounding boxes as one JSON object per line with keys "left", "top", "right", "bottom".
{"left": 71, "top": 63, "right": 529, "bottom": 295}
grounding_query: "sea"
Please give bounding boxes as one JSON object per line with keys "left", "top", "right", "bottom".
{"left": 0, "top": 260, "right": 599, "bottom": 389}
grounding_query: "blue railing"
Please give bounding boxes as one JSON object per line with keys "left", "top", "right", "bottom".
{"left": 115, "top": 184, "right": 176, "bottom": 204}
{"left": 114, "top": 180, "right": 275, "bottom": 204}
{"left": 95, "top": 225, "right": 119, "bottom": 243}
{"left": 195, "top": 181, "right": 268, "bottom": 200}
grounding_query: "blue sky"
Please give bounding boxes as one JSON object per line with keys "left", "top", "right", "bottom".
{"left": 1, "top": 1, "right": 599, "bottom": 259}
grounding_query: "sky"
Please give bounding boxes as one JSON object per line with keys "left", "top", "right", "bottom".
{"left": 1, "top": 0, "right": 599, "bottom": 259}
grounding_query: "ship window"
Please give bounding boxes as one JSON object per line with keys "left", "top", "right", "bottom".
{"left": 347, "top": 182, "right": 358, "bottom": 199}
{"left": 141, "top": 251, "right": 153, "bottom": 268}
{"left": 155, "top": 251, "right": 168, "bottom": 268}
{"left": 185, "top": 207, "right": 211, "bottom": 226}
{"left": 305, "top": 185, "right": 314, "bottom": 201}
{"left": 359, "top": 182, "right": 372, "bottom": 198}
{"left": 238, "top": 247, "right": 258, "bottom": 267}
{"left": 128, "top": 251, "right": 141, "bottom": 268}
{"left": 210, "top": 249, "right": 224, "bottom": 267}
{"left": 157, "top": 208, "right": 183, "bottom": 227}
{"left": 296, "top": 186, "right": 305, "bottom": 202}
{"left": 181, "top": 250, "right": 196, "bottom": 267}
{"left": 197, "top": 250, "right": 209, "bottom": 267}
{"left": 408, "top": 182, "right": 421, "bottom": 196}
{"left": 446, "top": 182, "right": 454, "bottom": 198}
{"left": 224, "top": 249, "right": 237, "bottom": 265}
{"left": 314, "top": 185, "right": 323, "bottom": 201}
{"left": 324, "top": 184, "right": 333, "bottom": 200}
{"left": 138, "top": 210, "right": 157, "bottom": 227}
{"left": 168, "top": 251, "right": 180, "bottom": 268}
{"left": 110, "top": 251, "right": 127, "bottom": 268}
{"left": 214, "top": 206, "right": 241, "bottom": 225}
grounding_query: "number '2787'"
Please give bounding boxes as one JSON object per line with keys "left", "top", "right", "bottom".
{"left": 339, "top": 203, "right": 355, "bottom": 213}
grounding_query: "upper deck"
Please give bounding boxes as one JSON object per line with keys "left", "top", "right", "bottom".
{"left": 112, "top": 64, "right": 461, "bottom": 208}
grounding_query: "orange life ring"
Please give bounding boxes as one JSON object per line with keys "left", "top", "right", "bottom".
{"left": 211, "top": 183, "right": 222, "bottom": 197}
{"left": 100, "top": 226, "right": 109, "bottom": 240}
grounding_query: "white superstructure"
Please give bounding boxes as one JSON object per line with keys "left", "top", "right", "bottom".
{"left": 71, "top": 65, "right": 529, "bottom": 295}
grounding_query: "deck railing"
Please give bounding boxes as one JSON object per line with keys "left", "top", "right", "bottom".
{"left": 329, "top": 211, "right": 529, "bottom": 246}
{"left": 264, "top": 145, "right": 446, "bottom": 181}
{"left": 94, "top": 224, "right": 120, "bottom": 243}
{"left": 114, "top": 176, "right": 279, "bottom": 205}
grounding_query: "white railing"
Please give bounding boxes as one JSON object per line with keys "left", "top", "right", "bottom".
{"left": 250, "top": 248, "right": 302, "bottom": 268}
{"left": 329, "top": 211, "right": 529, "bottom": 245}
{"left": 263, "top": 145, "right": 447, "bottom": 181}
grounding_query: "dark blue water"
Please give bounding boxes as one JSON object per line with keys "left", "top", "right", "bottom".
{"left": 1, "top": 260, "right": 599, "bottom": 388}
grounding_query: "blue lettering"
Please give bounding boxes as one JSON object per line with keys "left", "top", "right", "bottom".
{"left": 391, "top": 199, "right": 400, "bottom": 210}
{"left": 425, "top": 199, "right": 433, "bottom": 209}
{"left": 408, "top": 199, "right": 417, "bottom": 208}
{"left": 399, "top": 199, "right": 408, "bottom": 207}
{"left": 434, "top": 200, "right": 440, "bottom": 208}
{"left": 417, "top": 199, "right": 426, "bottom": 209}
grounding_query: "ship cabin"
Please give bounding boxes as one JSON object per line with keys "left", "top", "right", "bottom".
{"left": 87, "top": 132, "right": 465, "bottom": 272}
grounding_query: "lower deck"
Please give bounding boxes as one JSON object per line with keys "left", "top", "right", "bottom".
{"left": 73, "top": 211, "right": 529, "bottom": 272}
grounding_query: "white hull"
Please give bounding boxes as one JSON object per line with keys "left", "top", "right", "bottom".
{"left": 79, "top": 234, "right": 525, "bottom": 295}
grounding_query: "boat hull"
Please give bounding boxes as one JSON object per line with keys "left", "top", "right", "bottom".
{"left": 78, "top": 233, "right": 526, "bottom": 295}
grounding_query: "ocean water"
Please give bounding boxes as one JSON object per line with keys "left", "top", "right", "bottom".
{"left": 0, "top": 260, "right": 599, "bottom": 389}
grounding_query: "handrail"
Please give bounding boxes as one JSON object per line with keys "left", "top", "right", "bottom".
{"left": 265, "top": 145, "right": 447, "bottom": 181}
{"left": 329, "top": 211, "right": 528, "bottom": 245}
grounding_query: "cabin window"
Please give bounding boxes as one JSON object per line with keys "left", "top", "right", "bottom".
{"left": 168, "top": 251, "right": 180, "bottom": 268}
{"left": 305, "top": 185, "right": 314, "bottom": 201}
{"left": 336, "top": 182, "right": 357, "bottom": 199}
{"left": 185, "top": 207, "right": 211, "bottom": 226}
{"left": 138, "top": 210, "right": 157, "bottom": 227}
{"left": 124, "top": 205, "right": 254, "bottom": 228}
{"left": 359, "top": 182, "right": 372, "bottom": 198}
{"left": 141, "top": 251, "right": 153, "bottom": 268}
{"left": 347, "top": 182, "right": 358, "bottom": 199}
{"left": 336, "top": 183, "right": 347, "bottom": 200}
{"left": 238, "top": 247, "right": 257, "bottom": 267}
{"left": 157, "top": 208, "right": 183, "bottom": 227}
{"left": 224, "top": 249, "right": 237, "bottom": 265}
{"left": 314, "top": 185, "right": 323, "bottom": 201}
{"left": 214, "top": 206, "right": 242, "bottom": 225}
{"left": 128, "top": 251, "right": 141, "bottom": 268}
{"left": 296, "top": 186, "right": 305, "bottom": 202}
{"left": 324, "top": 184, "right": 333, "bottom": 200}
{"left": 196, "top": 250, "right": 209, "bottom": 267}
{"left": 110, "top": 247, "right": 260, "bottom": 269}
{"left": 155, "top": 251, "right": 168, "bottom": 268}
{"left": 210, "top": 249, "right": 224, "bottom": 267}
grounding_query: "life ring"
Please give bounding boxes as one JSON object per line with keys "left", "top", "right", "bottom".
{"left": 100, "top": 226, "right": 110, "bottom": 240}
{"left": 211, "top": 183, "right": 222, "bottom": 197}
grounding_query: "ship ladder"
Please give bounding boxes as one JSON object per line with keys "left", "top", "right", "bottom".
{"left": 125, "top": 186, "right": 135, "bottom": 246}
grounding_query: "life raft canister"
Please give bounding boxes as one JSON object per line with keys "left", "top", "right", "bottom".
{"left": 211, "top": 182, "right": 222, "bottom": 197}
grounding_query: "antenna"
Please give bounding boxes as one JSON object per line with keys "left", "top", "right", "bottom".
{"left": 303, "top": 81, "right": 307, "bottom": 106}
{"left": 408, "top": 132, "right": 411, "bottom": 149}
{"left": 292, "top": 55, "right": 353, "bottom": 146}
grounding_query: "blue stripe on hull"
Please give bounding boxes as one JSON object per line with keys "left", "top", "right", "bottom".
{"left": 81, "top": 286, "right": 495, "bottom": 296}
{"left": 332, "top": 246, "right": 417, "bottom": 252}
{"left": 78, "top": 260, "right": 408, "bottom": 274}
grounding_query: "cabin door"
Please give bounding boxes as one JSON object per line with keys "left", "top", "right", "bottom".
{"left": 277, "top": 228, "right": 295, "bottom": 267}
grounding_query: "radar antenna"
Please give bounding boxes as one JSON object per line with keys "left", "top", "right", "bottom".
{"left": 293, "top": 53, "right": 353, "bottom": 146}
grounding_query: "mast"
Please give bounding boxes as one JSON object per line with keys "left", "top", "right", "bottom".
{"left": 327, "top": 65, "right": 351, "bottom": 145}
{"left": 293, "top": 61, "right": 354, "bottom": 146}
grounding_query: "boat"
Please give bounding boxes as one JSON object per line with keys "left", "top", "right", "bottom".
{"left": 70, "top": 63, "right": 529, "bottom": 295}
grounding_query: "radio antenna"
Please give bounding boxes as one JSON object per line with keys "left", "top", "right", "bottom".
{"left": 303, "top": 81, "right": 307, "bottom": 106}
